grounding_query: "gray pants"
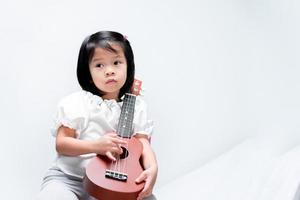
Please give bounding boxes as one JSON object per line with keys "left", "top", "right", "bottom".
{"left": 36, "top": 167, "right": 156, "bottom": 200}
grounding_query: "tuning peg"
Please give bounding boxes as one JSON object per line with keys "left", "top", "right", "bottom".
{"left": 139, "top": 88, "right": 146, "bottom": 96}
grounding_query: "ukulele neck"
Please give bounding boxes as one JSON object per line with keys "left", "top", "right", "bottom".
{"left": 116, "top": 93, "right": 136, "bottom": 138}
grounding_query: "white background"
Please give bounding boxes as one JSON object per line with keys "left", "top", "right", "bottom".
{"left": 0, "top": 0, "right": 299, "bottom": 199}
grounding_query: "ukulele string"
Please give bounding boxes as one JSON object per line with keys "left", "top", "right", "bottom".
{"left": 126, "top": 95, "right": 135, "bottom": 174}
{"left": 122, "top": 94, "right": 133, "bottom": 175}
{"left": 114, "top": 96, "right": 126, "bottom": 175}
{"left": 109, "top": 92, "right": 136, "bottom": 178}
{"left": 119, "top": 95, "right": 128, "bottom": 174}
{"left": 118, "top": 94, "right": 130, "bottom": 175}
{"left": 111, "top": 95, "right": 126, "bottom": 175}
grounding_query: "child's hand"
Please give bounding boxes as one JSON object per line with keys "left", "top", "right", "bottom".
{"left": 135, "top": 165, "right": 158, "bottom": 200}
{"left": 92, "top": 132, "right": 127, "bottom": 161}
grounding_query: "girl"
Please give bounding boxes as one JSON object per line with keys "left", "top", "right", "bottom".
{"left": 37, "top": 31, "right": 158, "bottom": 200}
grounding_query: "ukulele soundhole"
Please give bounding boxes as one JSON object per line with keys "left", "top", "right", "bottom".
{"left": 119, "top": 146, "right": 129, "bottom": 159}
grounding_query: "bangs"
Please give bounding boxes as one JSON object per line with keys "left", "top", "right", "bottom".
{"left": 87, "top": 40, "right": 124, "bottom": 63}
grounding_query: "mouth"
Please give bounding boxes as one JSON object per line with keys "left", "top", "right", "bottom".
{"left": 106, "top": 79, "right": 117, "bottom": 84}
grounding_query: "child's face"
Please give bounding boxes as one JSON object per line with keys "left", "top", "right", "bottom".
{"left": 89, "top": 44, "right": 127, "bottom": 100}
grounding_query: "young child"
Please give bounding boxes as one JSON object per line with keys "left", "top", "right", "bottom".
{"left": 37, "top": 31, "right": 158, "bottom": 200}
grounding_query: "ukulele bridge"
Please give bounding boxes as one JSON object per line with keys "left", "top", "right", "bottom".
{"left": 105, "top": 170, "right": 128, "bottom": 182}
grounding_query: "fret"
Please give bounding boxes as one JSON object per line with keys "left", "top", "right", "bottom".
{"left": 117, "top": 93, "right": 136, "bottom": 138}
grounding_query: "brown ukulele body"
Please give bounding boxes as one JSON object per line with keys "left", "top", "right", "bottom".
{"left": 84, "top": 137, "right": 145, "bottom": 200}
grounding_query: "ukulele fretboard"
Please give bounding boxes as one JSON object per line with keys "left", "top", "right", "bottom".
{"left": 117, "top": 94, "right": 136, "bottom": 138}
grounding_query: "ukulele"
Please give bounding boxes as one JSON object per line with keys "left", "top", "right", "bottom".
{"left": 84, "top": 79, "right": 145, "bottom": 200}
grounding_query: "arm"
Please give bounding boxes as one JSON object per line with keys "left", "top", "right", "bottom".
{"left": 137, "top": 134, "right": 158, "bottom": 170}
{"left": 135, "top": 134, "right": 158, "bottom": 200}
{"left": 56, "top": 125, "right": 126, "bottom": 160}
{"left": 56, "top": 125, "right": 93, "bottom": 156}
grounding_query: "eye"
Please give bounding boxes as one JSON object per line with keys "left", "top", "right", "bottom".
{"left": 95, "top": 63, "right": 104, "bottom": 68}
{"left": 113, "top": 60, "right": 122, "bottom": 65}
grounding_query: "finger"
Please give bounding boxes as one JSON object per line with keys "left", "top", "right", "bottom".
{"left": 141, "top": 179, "right": 151, "bottom": 194}
{"left": 105, "top": 151, "right": 116, "bottom": 161}
{"left": 137, "top": 188, "right": 147, "bottom": 200}
{"left": 137, "top": 193, "right": 151, "bottom": 200}
{"left": 106, "top": 132, "right": 118, "bottom": 137}
{"left": 137, "top": 176, "right": 152, "bottom": 199}
{"left": 135, "top": 172, "right": 147, "bottom": 183}
{"left": 137, "top": 188, "right": 151, "bottom": 200}
{"left": 111, "top": 146, "right": 123, "bottom": 155}
{"left": 111, "top": 137, "right": 127, "bottom": 145}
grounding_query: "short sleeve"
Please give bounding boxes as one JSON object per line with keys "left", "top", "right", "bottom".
{"left": 133, "top": 96, "right": 154, "bottom": 138}
{"left": 51, "top": 91, "right": 89, "bottom": 138}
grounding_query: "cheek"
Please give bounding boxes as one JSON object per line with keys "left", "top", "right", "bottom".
{"left": 90, "top": 73, "right": 97, "bottom": 83}
{"left": 92, "top": 75, "right": 103, "bottom": 85}
{"left": 121, "top": 72, "right": 127, "bottom": 84}
{"left": 122, "top": 67, "right": 128, "bottom": 78}
{"left": 90, "top": 69, "right": 101, "bottom": 80}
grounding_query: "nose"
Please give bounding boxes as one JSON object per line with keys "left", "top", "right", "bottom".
{"left": 105, "top": 66, "right": 115, "bottom": 76}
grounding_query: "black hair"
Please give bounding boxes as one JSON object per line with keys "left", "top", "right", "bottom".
{"left": 77, "top": 31, "right": 135, "bottom": 98}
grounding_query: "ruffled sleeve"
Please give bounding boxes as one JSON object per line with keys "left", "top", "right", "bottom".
{"left": 132, "top": 96, "right": 154, "bottom": 138}
{"left": 51, "top": 91, "right": 89, "bottom": 138}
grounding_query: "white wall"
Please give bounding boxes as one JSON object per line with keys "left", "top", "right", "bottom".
{"left": 0, "top": 0, "right": 299, "bottom": 199}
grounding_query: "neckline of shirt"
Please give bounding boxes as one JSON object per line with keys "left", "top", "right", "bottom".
{"left": 84, "top": 90, "right": 123, "bottom": 108}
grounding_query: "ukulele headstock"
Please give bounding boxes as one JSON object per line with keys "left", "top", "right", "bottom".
{"left": 130, "top": 79, "right": 143, "bottom": 96}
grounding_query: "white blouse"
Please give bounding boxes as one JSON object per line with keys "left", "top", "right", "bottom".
{"left": 50, "top": 90, "right": 154, "bottom": 178}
